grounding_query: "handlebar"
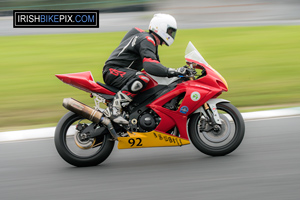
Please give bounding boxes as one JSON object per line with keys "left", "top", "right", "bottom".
{"left": 178, "top": 66, "right": 206, "bottom": 79}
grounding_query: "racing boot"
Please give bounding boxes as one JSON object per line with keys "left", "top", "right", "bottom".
{"left": 104, "top": 91, "right": 132, "bottom": 125}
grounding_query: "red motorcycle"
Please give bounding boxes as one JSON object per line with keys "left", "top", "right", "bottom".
{"left": 55, "top": 42, "right": 245, "bottom": 167}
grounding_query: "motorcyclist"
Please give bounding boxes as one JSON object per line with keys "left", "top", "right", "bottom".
{"left": 102, "top": 13, "right": 188, "bottom": 124}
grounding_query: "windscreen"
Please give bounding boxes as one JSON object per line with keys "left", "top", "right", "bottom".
{"left": 185, "top": 42, "right": 208, "bottom": 66}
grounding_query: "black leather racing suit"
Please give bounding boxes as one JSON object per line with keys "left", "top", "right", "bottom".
{"left": 102, "top": 27, "right": 170, "bottom": 99}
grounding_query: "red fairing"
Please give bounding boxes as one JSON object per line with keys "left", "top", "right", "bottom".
{"left": 55, "top": 71, "right": 116, "bottom": 95}
{"left": 149, "top": 84, "right": 222, "bottom": 140}
{"left": 140, "top": 70, "right": 158, "bottom": 92}
{"left": 185, "top": 58, "right": 228, "bottom": 92}
{"left": 145, "top": 59, "right": 228, "bottom": 140}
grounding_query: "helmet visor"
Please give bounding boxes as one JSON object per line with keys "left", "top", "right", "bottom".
{"left": 167, "top": 27, "right": 177, "bottom": 39}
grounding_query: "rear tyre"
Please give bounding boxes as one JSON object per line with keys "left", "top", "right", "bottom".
{"left": 188, "top": 102, "right": 245, "bottom": 156}
{"left": 55, "top": 111, "right": 115, "bottom": 167}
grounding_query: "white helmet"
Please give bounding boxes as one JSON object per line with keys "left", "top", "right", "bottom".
{"left": 149, "top": 13, "right": 177, "bottom": 46}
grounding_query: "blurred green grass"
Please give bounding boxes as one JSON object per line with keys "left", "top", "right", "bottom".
{"left": 1, "top": 26, "right": 300, "bottom": 130}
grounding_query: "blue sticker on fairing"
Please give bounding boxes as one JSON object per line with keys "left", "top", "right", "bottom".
{"left": 180, "top": 106, "right": 189, "bottom": 114}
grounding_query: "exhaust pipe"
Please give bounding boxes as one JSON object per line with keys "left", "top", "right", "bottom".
{"left": 63, "top": 98, "right": 103, "bottom": 124}
{"left": 62, "top": 98, "right": 118, "bottom": 140}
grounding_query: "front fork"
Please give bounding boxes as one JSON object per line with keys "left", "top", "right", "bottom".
{"left": 195, "top": 99, "right": 230, "bottom": 132}
{"left": 203, "top": 102, "right": 222, "bottom": 125}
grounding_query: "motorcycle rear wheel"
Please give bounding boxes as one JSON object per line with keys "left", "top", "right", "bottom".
{"left": 188, "top": 102, "right": 245, "bottom": 156}
{"left": 55, "top": 111, "right": 115, "bottom": 167}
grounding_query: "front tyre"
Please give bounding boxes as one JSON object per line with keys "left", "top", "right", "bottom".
{"left": 188, "top": 102, "right": 245, "bottom": 156}
{"left": 55, "top": 111, "right": 115, "bottom": 167}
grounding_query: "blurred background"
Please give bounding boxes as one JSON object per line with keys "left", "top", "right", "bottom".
{"left": 0, "top": 0, "right": 151, "bottom": 15}
{"left": 0, "top": 0, "right": 300, "bottom": 131}
{"left": 2, "top": 0, "right": 300, "bottom": 34}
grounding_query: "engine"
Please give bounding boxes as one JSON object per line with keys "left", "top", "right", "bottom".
{"left": 139, "top": 113, "right": 157, "bottom": 131}
{"left": 129, "top": 110, "right": 160, "bottom": 132}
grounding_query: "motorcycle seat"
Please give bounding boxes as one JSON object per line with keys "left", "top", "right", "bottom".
{"left": 96, "top": 81, "right": 119, "bottom": 93}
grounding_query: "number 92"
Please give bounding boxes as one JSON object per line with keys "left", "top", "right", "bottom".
{"left": 128, "top": 138, "right": 143, "bottom": 147}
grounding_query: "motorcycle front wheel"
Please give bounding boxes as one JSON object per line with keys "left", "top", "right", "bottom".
{"left": 188, "top": 102, "right": 245, "bottom": 156}
{"left": 55, "top": 111, "right": 115, "bottom": 167}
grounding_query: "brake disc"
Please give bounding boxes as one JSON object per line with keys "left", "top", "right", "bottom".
{"left": 74, "top": 131, "right": 96, "bottom": 149}
{"left": 202, "top": 114, "right": 231, "bottom": 143}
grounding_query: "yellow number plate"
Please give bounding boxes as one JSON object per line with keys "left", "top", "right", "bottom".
{"left": 118, "top": 131, "right": 190, "bottom": 149}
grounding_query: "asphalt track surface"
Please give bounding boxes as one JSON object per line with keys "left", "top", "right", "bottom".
{"left": 1, "top": 116, "right": 300, "bottom": 200}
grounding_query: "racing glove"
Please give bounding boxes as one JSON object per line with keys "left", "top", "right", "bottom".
{"left": 167, "top": 66, "right": 188, "bottom": 78}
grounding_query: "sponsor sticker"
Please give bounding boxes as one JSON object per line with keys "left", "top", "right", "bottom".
{"left": 180, "top": 106, "right": 189, "bottom": 114}
{"left": 191, "top": 92, "right": 201, "bottom": 101}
